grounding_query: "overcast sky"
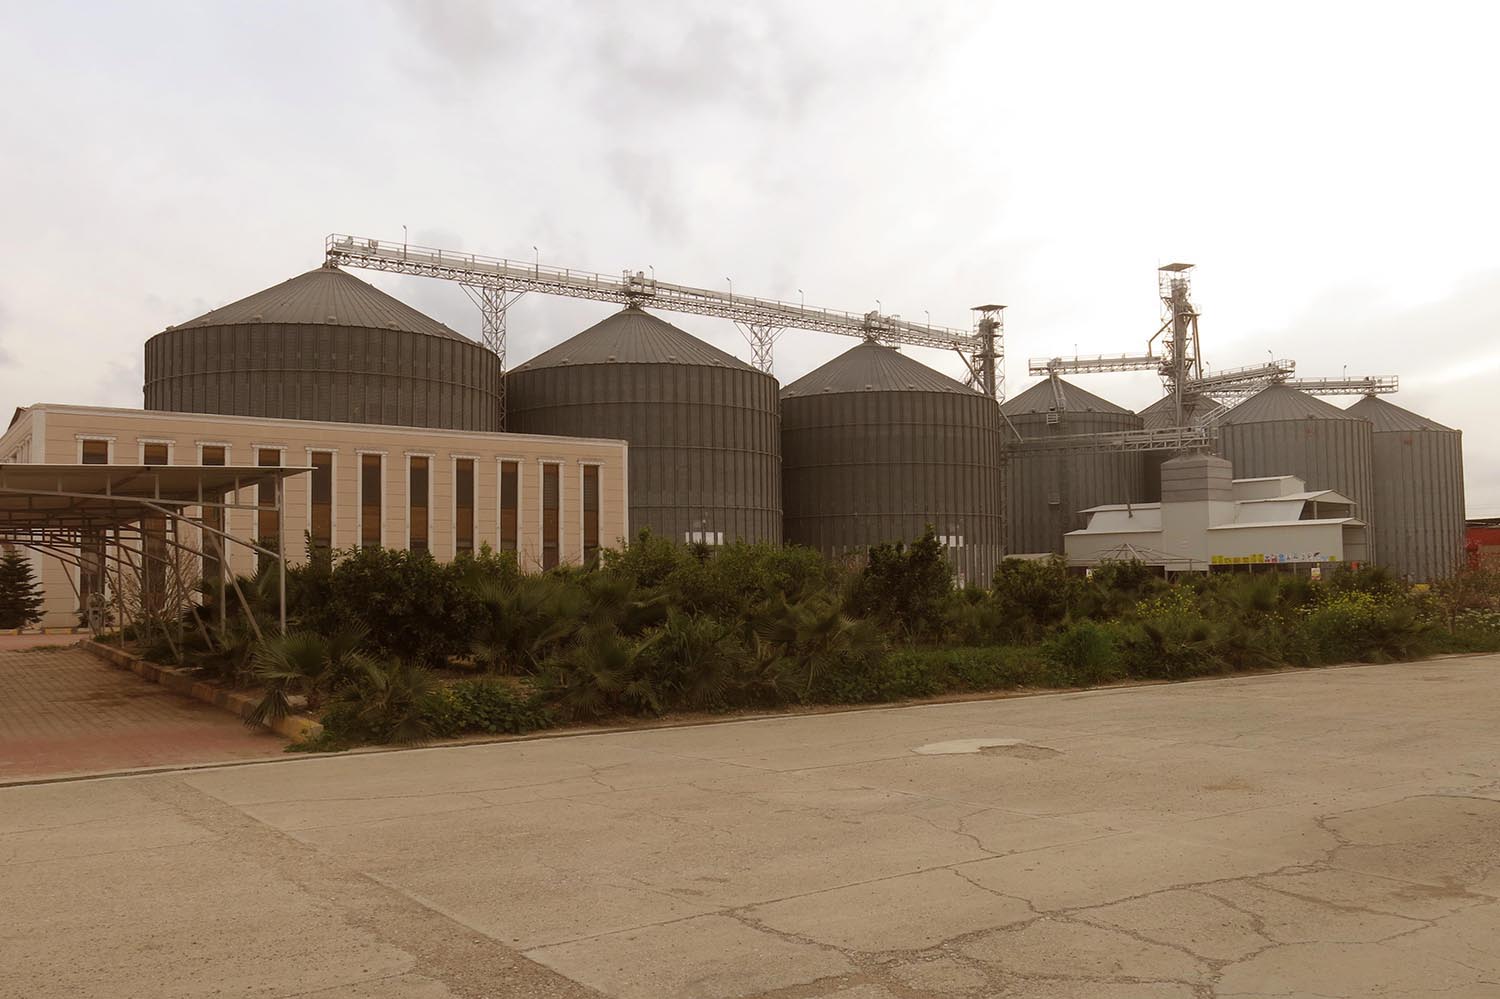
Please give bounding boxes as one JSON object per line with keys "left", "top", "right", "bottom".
{"left": 3, "top": 1, "right": 1497, "bottom": 512}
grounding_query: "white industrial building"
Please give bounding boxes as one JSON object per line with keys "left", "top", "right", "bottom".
{"left": 1063, "top": 453, "right": 1369, "bottom": 573}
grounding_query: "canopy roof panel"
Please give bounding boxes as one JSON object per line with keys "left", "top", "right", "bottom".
{"left": 0, "top": 464, "right": 310, "bottom": 532}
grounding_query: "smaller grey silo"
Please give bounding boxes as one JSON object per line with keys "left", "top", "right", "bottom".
{"left": 1002, "top": 377, "right": 1144, "bottom": 555}
{"left": 506, "top": 307, "right": 781, "bottom": 545}
{"left": 780, "top": 341, "right": 1004, "bottom": 585}
{"left": 1216, "top": 385, "right": 1377, "bottom": 564}
{"left": 1347, "top": 395, "right": 1465, "bottom": 580}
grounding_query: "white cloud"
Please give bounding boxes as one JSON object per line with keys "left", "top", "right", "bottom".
{"left": 0, "top": 0, "right": 1495, "bottom": 511}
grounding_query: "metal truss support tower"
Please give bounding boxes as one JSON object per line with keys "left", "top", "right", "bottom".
{"left": 461, "top": 284, "right": 522, "bottom": 428}
{"left": 970, "top": 305, "right": 1007, "bottom": 403}
{"left": 734, "top": 321, "right": 782, "bottom": 375}
{"left": 1156, "top": 264, "right": 1202, "bottom": 427}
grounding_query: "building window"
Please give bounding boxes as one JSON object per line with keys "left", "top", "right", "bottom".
{"left": 500, "top": 460, "right": 519, "bottom": 553}
{"left": 80, "top": 439, "right": 110, "bottom": 464}
{"left": 455, "top": 458, "right": 475, "bottom": 557}
{"left": 582, "top": 465, "right": 600, "bottom": 568}
{"left": 361, "top": 453, "right": 382, "bottom": 549}
{"left": 201, "top": 445, "right": 226, "bottom": 584}
{"left": 310, "top": 451, "right": 333, "bottom": 552}
{"left": 143, "top": 444, "right": 169, "bottom": 610}
{"left": 542, "top": 463, "right": 560, "bottom": 570}
{"left": 257, "top": 448, "right": 281, "bottom": 569}
{"left": 409, "top": 456, "right": 430, "bottom": 554}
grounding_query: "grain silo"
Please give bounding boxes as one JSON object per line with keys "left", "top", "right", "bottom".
{"left": 1002, "top": 377, "right": 1143, "bottom": 555}
{"left": 144, "top": 265, "right": 502, "bottom": 431}
{"left": 780, "top": 340, "right": 1003, "bottom": 585}
{"left": 1215, "top": 385, "right": 1377, "bottom": 563}
{"left": 1137, "top": 393, "right": 1213, "bottom": 502}
{"left": 1346, "top": 395, "right": 1465, "bottom": 580}
{"left": 507, "top": 306, "right": 780, "bottom": 544}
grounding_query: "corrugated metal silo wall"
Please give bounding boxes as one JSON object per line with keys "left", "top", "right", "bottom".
{"left": 781, "top": 390, "right": 1004, "bottom": 586}
{"left": 1004, "top": 411, "right": 1144, "bottom": 555}
{"left": 1216, "top": 417, "right": 1378, "bottom": 564}
{"left": 143, "top": 324, "right": 504, "bottom": 431}
{"left": 507, "top": 362, "right": 781, "bottom": 544}
{"left": 1368, "top": 428, "right": 1465, "bottom": 580}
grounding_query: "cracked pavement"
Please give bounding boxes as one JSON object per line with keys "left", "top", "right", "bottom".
{"left": 3, "top": 655, "right": 1500, "bottom": 998}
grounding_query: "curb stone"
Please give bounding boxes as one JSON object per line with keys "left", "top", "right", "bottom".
{"left": 81, "top": 640, "right": 322, "bottom": 742}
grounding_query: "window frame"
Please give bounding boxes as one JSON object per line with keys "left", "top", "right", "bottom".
{"left": 199, "top": 443, "right": 229, "bottom": 584}
{"left": 580, "top": 461, "right": 601, "bottom": 569}
{"left": 497, "top": 456, "right": 522, "bottom": 556}
{"left": 136, "top": 438, "right": 176, "bottom": 465}
{"left": 305, "top": 447, "right": 337, "bottom": 552}
{"left": 357, "top": 450, "right": 387, "bottom": 549}
{"left": 76, "top": 435, "right": 116, "bottom": 464}
{"left": 451, "top": 454, "right": 479, "bottom": 559}
{"left": 405, "top": 452, "right": 434, "bottom": 554}
{"left": 539, "top": 459, "right": 562, "bottom": 571}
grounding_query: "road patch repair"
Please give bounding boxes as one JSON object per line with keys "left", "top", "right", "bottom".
{"left": 2, "top": 654, "right": 1499, "bottom": 997}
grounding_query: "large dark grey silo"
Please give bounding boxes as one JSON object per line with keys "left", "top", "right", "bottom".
{"left": 507, "top": 306, "right": 781, "bottom": 544}
{"left": 780, "top": 341, "right": 1004, "bottom": 585}
{"left": 1346, "top": 395, "right": 1465, "bottom": 580}
{"left": 1002, "top": 377, "right": 1144, "bottom": 555}
{"left": 144, "top": 265, "right": 502, "bottom": 431}
{"left": 1215, "top": 385, "right": 1377, "bottom": 563}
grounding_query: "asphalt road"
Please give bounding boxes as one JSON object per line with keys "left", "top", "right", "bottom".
{"left": 4, "top": 655, "right": 1499, "bottom": 998}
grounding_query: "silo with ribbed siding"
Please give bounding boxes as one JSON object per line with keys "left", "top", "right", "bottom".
{"left": 1346, "top": 395, "right": 1464, "bottom": 580}
{"left": 506, "top": 306, "right": 781, "bottom": 545}
{"left": 144, "top": 265, "right": 502, "bottom": 431}
{"left": 780, "top": 340, "right": 1004, "bottom": 585}
{"left": 1215, "top": 385, "right": 1377, "bottom": 563}
{"left": 1002, "top": 377, "right": 1144, "bottom": 555}
{"left": 1137, "top": 393, "right": 1214, "bottom": 502}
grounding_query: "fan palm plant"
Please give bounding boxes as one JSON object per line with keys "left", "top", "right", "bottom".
{"left": 247, "top": 624, "right": 375, "bottom": 726}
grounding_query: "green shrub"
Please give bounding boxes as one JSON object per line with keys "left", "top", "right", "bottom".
{"left": 1296, "top": 591, "right": 1436, "bottom": 664}
{"left": 1041, "top": 620, "right": 1123, "bottom": 686}
{"left": 318, "top": 658, "right": 440, "bottom": 744}
{"left": 1116, "top": 614, "right": 1224, "bottom": 680}
{"left": 1448, "top": 609, "right": 1500, "bottom": 653}
{"left": 847, "top": 528, "right": 954, "bottom": 641}
{"left": 298, "top": 547, "right": 481, "bottom": 666}
{"left": 422, "top": 679, "right": 554, "bottom": 738}
{"left": 990, "top": 556, "right": 1082, "bottom": 641}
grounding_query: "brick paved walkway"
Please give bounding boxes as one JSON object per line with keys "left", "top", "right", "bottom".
{"left": 0, "top": 645, "right": 284, "bottom": 781}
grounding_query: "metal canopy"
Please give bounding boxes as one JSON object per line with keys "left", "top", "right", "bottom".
{"left": 0, "top": 464, "right": 312, "bottom": 640}
{"left": 0, "top": 464, "right": 310, "bottom": 531}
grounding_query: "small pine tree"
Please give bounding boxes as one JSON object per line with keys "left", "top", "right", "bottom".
{"left": 0, "top": 548, "right": 44, "bottom": 630}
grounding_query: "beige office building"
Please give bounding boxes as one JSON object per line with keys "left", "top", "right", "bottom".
{"left": 1, "top": 404, "right": 629, "bottom": 628}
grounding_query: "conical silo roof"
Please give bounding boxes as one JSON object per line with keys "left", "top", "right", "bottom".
{"left": 514, "top": 306, "right": 753, "bottom": 370}
{"left": 1001, "top": 376, "right": 1132, "bottom": 417}
{"left": 1218, "top": 384, "right": 1357, "bottom": 424}
{"left": 1139, "top": 393, "right": 1213, "bottom": 430}
{"left": 172, "top": 264, "right": 473, "bottom": 342}
{"left": 1346, "top": 395, "right": 1455, "bottom": 432}
{"left": 781, "top": 340, "right": 974, "bottom": 397}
